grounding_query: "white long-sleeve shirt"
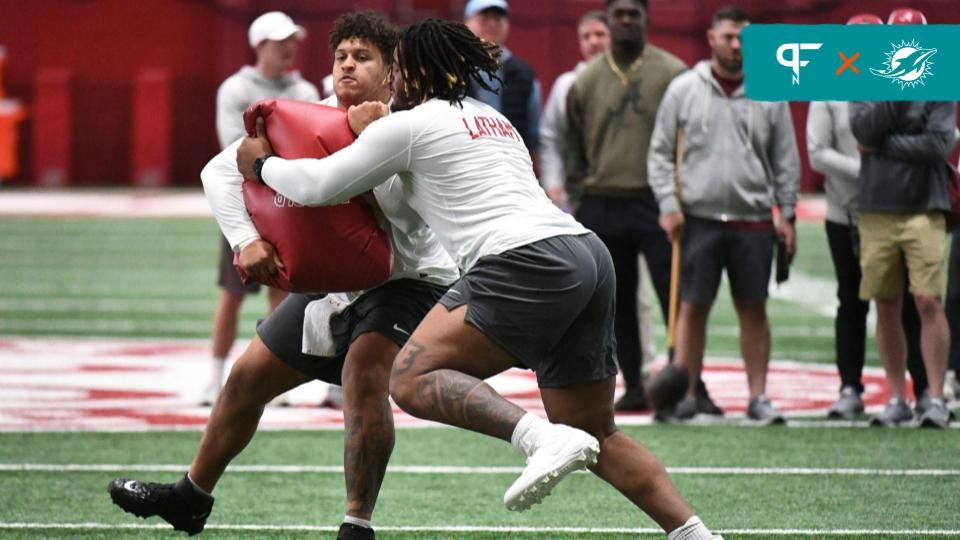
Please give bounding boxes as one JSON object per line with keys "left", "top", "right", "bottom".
{"left": 262, "top": 97, "right": 588, "bottom": 272}
{"left": 806, "top": 101, "right": 861, "bottom": 225}
{"left": 538, "top": 62, "right": 585, "bottom": 191}
{"left": 200, "top": 96, "right": 459, "bottom": 288}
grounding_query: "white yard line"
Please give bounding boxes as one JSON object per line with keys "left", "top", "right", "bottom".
{"left": 0, "top": 523, "right": 956, "bottom": 536}
{"left": 2, "top": 463, "right": 958, "bottom": 476}
{"left": 0, "top": 191, "right": 826, "bottom": 219}
{"left": 0, "top": 190, "right": 212, "bottom": 218}
{"left": 769, "top": 270, "right": 878, "bottom": 332}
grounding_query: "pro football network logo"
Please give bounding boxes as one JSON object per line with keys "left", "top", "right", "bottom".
{"left": 776, "top": 42, "right": 823, "bottom": 85}
{"left": 870, "top": 39, "right": 937, "bottom": 89}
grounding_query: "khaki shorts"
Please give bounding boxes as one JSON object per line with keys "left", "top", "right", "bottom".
{"left": 858, "top": 212, "right": 946, "bottom": 300}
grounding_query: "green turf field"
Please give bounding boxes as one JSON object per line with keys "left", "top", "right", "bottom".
{"left": 1, "top": 428, "right": 958, "bottom": 538}
{"left": 1, "top": 216, "right": 958, "bottom": 538}
{"left": 0, "top": 217, "right": 874, "bottom": 364}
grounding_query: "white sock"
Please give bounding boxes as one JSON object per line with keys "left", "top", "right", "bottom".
{"left": 667, "top": 516, "right": 715, "bottom": 540}
{"left": 185, "top": 473, "right": 213, "bottom": 497}
{"left": 209, "top": 358, "right": 226, "bottom": 388}
{"left": 510, "top": 413, "right": 550, "bottom": 457}
{"left": 343, "top": 516, "right": 372, "bottom": 529}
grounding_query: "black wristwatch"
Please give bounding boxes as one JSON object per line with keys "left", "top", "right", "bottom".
{"left": 252, "top": 154, "right": 275, "bottom": 183}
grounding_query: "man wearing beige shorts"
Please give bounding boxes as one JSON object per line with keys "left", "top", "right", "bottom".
{"left": 850, "top": 100, "right": 956, "bottom": 428}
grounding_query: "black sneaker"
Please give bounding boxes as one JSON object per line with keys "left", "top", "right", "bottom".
{"left": 614, "top": 386, "right": 649, "bottom": 412}
{"left": 107, "top": 474, "right": 213, "bottom": 535}
{"left": 338, "top": 523, "right": 376, "bottom": 540}
{"left": 695, "top": 378, "right": 724, "bottom": 416}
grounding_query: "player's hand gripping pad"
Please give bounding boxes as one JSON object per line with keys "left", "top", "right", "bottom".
{"left": 238, "top": 99, "right": 393, "bottom": 293}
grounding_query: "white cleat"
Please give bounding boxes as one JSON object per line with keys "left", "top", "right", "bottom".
{"left": 503, "top": 425, "right": 599, "bottom": 511}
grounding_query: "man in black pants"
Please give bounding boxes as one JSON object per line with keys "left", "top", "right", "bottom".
{"left": 566, "top": 0, "right": 718, "bottom": 412}
{"left": 945, "top": 231, "right": 960, "bottom": 398}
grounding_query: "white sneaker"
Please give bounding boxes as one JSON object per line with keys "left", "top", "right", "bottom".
{"left": 198, "top": 360, "right": 225, "bottom": 406}
{"left": 320, "top": 385, "right": 344, "bottom": 410}
{"left": 945, "top": 371, "right": 959, "bottom": 401}
{"left": 268, "top": 391, "right": 293, "bottom": 407}
{"left": 503, "top": 424, "right": 599, "bottom": 511}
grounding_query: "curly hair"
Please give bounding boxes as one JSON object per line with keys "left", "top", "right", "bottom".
{"left": 328, "top": 10, "right": 398, "bottom": 63}
{"left": 396, "top": 18, "right": 502, "bottom": 106}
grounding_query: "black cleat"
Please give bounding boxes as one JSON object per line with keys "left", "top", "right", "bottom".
{"left": 107, "top": 474, "right": 213, "bottom": 536}
{"left": 338, "top": 523, "right": 376, "bottom": 540}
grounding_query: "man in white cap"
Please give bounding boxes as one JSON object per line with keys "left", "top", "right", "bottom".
{"left": 205, "top": 11, "right": 320, "bottom": 406}
{"left": 463, "top": 0, "right": 542, "bottom": 154}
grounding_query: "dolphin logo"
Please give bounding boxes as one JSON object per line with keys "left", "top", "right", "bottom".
{"left": 870, "top": 40, "right": 937, "bottom": 88}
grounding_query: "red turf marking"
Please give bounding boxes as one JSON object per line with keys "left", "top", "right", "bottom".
{"left": 0, "top": 338, "right": 905, "bottom": 430}
{"left": 79, "top": 364, "right": 161, "bottom": 373}
{"left": 86, "top": 389, "right": 175, "bottom": 400}
{"left": 105, "top": 344, "right": 205, "bottom": 357}
{"left": 84, "top": 408, "right": 209, "bottom": 426}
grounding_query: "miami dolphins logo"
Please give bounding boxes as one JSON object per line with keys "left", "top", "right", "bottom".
{"left": 870, "top": 39, "right": 937, "bottom": 89}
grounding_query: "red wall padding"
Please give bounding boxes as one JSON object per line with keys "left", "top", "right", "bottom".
{"left": 0, "top": 0, "right": 957, "bottom": 189}
{"left": 31, "top": 69, "right": 71, "bottom": 187}
{"left": 131, "top": 69, "right": 172, "bottom": 187}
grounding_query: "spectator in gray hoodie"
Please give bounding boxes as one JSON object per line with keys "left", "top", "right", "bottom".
{"left": 647, "top": 5, "right": 799, "bottom": 424}
{"left": 806, "top": 12, "right": 929, "bottom": 421}
{"left": 849, "top": 98, "right": 955, "bottom": 429}
{"left": 206, "top": 11, "right": 320, "bottom": 406}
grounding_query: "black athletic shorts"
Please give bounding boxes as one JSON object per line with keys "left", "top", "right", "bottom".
{"left": 257, "top": 279, "right": 449, "bottom": 384}
{"left": 680, "top": 215, "right": 775, "bottom": 304}
{"left": 217, "top": 235, "right": 260, "bottom": 294}
{"left": 438, "top": 233, "right": 618, "bottom": 388}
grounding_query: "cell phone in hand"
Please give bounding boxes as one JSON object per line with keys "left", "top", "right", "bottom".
{"left": 775, "top": 235, "right": 791, "bottom": 284}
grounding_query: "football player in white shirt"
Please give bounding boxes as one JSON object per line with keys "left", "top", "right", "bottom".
{"left": 108, "top": 12, "right": 458, "bottom": 540}
{"left": 238, "top": 18, "right": 721, "bottom": 540}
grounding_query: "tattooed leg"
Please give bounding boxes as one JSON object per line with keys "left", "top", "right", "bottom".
{"left": 417, "top": 368, "right": 525, "bottom": 441}
{"left": 392, "top": 337, "right": 525, "bottom": 442}
{"left": 341, "top": 333, "right": 397, "bottom": 520}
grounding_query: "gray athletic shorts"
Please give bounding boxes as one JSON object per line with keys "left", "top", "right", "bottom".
{"left": 257, "top": 279, "right": 448, "bottom": 384}
{"left": 681, "top": 215, "right": 775, "bottom": 305}
{"left": 438, "top": 233, "right": 618, "bottom": 388}
{"left": 218, "top": 235, "right": 260, "bottom": 294}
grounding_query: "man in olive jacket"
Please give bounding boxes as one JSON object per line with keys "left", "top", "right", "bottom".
{"left": 566, "top": 0, "right": 722, "bottom": 413}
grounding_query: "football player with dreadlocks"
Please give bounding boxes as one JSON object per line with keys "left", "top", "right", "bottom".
{"left": 239, "top": 18, "right": 722, "bottom": 540}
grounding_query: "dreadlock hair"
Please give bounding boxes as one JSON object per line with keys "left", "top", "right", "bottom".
{"left": 396, "top": 18, "right": 502, "bottom": 107}
{"left": 329, "top": 10, "right": 398, "bottom": 65}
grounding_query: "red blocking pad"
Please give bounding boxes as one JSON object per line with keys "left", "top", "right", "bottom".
{"left": 238, "top": 99, "right": 393, "bottom": 293}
